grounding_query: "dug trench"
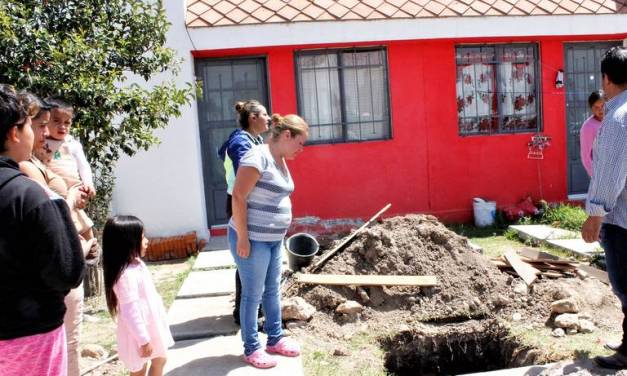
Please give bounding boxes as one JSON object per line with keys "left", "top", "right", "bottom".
{"left": 283, "top": 215, "right": 621, "bottom": 375}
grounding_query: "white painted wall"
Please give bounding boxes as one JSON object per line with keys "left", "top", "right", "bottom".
{"left": 111, "top": 1, "right": 208, "bottom": 239}
{"left": 112, "top": 1, "right": 627, "bottom": 238}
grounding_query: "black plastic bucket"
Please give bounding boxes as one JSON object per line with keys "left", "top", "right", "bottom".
{"left": 286, "top": 233, "right": 319, "bottom": 271}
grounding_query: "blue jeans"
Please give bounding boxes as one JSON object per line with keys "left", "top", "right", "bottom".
{"left": 600, "top": 223, "right": 627, "bottom": 354}
{"left": 228, "top": 227, "right": 283, "bottom": 355}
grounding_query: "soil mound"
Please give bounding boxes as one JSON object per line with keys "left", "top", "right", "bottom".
{"left": 290, "top": 214, "right": 513, "bottom": 322}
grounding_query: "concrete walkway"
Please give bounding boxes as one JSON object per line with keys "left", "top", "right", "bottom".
{"left": 164, "top": 237, "right": 303, "bottom": 375}
{"left": 508, "top": 224, "right": 603, "bottom": 258}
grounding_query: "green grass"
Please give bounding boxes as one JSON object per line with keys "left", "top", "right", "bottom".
{"left": 448, "top": 223, "right": 580, "bottom": 260}
{"left": 148, "top": 256, "right": 196, "bottom": 308}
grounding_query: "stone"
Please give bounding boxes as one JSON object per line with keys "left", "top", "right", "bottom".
{"left": 336, "top": 300, "right": 364, "bottom": 315}
{"left": 566, "top": 328, "right": 578, "bottom": 335}
{"left": 512, "top": 313, "right": 523, "bottom": 321}
{"left": 333, "top": 347, "right": 350, "bottom": 356}
{"left": 81, "top": 344, "right": 107, "bottom": 359}
{"left": 513, "top": 282, "right": 528, "bottom": 295}
{"left": 550, "top": 297, "right": 580, "bottom": 314}
{"left": 282, "top": 297, "right": 316, "bottom": 321}
{"left": 285, "top": 320, "right": 308, "bottom": 330}
{"left": 551, "top": 328, "right": 565, "bottom": 337}
{"left": 554, "top": 313, "right": 580, "bottom": 329}
{"left": 356, "top": 287, "right": 370, "bottom": 304}
{"left": 579, "top": 319, "right": 596, "bottom": 333}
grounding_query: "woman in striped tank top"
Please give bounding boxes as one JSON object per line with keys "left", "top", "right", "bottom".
{"left": 228, "top": 113, "right": 308, "bottom": 369}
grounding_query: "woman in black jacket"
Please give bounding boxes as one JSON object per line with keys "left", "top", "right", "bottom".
{"left": 0, "top": 85, "right": 84, "bottom": 376}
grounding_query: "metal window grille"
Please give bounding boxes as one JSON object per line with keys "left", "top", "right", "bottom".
{"left": 455, "top": 44, "right": 541, "bottom": 136}
{"left": 295, "top": 48, "right": 391, "bottom": 144}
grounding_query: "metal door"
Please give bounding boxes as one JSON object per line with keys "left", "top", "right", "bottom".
{"left": 564, "top": 42, "right": 620, "bottom": 195}
{"left": 195, "top": 57, "right": 269, "bottom": 226}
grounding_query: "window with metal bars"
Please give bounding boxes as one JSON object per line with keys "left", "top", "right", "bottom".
{"left": 456, "top": 44, "right": 541, "bottom": 135}
{"left": 295, "top": 48, "right": 391, "bottom": 144}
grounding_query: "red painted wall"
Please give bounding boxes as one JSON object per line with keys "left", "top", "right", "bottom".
{"left": 193, "top": 33, "right": 627, "bottom": 223}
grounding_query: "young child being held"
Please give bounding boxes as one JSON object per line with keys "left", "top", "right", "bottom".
{"left": 44, "top": 98, "right": 96, "bottom": 240}
{"left": 44, "top": 98, "right": 96, "bottom": 198}
{"left": 103, "top": 216, "right": 173, "bottom": 376}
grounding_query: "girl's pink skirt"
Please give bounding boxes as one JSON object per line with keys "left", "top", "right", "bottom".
{"left": 0, "top": 325, "right": 67, "bottom": 376}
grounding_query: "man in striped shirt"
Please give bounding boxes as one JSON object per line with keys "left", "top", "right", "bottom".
{"left": 582, "top": 46, "right": 627, "bottom": 370}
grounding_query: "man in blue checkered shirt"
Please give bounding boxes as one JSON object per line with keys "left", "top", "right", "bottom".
{"left": 582, "top": 46, "right": 627, "bottom": 370}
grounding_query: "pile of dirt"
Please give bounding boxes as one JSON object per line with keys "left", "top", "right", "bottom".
{"left": 290, "top": 214, "right": 513, "bottom": 322}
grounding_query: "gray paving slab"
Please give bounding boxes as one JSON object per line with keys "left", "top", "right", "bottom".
{"left": 463, "top": 358, "right": 621, "bottom": 376}
{"left": 461, "top": 364, "right": 553, "bottom": 375}
{"left": 164, "top": 333, "right": 303, "bottom": 376}
{"left": 168, "top": 295, "right": 238, "bottom": 341}
{"left": 193, "top": 250, "right": 236, "bottom": 270}
{"left": 546, "top": 238, "right": 603, "bottom": 257}
{"left": 509, "top": 225, "right": 578, "bottom": 242}
{"left": 203, "top": 236, "right": 229, "bottom": 251}
{"left": 177, "top": 269, "right": 236, "bottom": 299}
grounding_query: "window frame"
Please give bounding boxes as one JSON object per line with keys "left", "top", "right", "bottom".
{"left": 455, "top": 43, "right": 543, "bottom": 136}
{"left": 294, "top": 47, "right": 393, "bottom": 145}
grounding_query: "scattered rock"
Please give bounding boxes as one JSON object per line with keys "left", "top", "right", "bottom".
{"left": 333, "top": 347, "right": 350, "bottom": 356}
{"left": 566, "top": 328, "right": 578, "bottom": 335}
{"left": 554, "top": 313, "right": 580, "bottom": 329}
{"left": 81, "top": 344, "right": 107, "bottom": 359}
{"left": 579, "top": 319, "right": 596, "bottom": 333}
{"left": 282, "top": 297, "right": 316, "bottom": 321}
{"left": 356, "top": 287, "right": 370, "bottom": 304}
{"left": 285, "top": 320, "right": 308, "bottom": 330}
{"left": 336, "top": 300, "right": 363, "bottom": 315}
{"left": 512, "top": 313, "right": 523, "bottom": 321}
{"left": 514, "top": 282, "right": 528, "bottom": 295}
{"left": 550, "top": 297, "right": 580, "bottom": 314}
{"left": 551, "top": 328, "right": 565, "bottom": 337}
{"left": 492, "top": 295, "right": 511, "bottom": 308}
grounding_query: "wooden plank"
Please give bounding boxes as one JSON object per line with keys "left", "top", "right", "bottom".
{"left": 490, "top": 259, "right": 510, "bottom": 268}
{"left": 310, "top": 203, "right": 392, "bottom": 272}
{"left": 504, "top": 250, "right": 540, "bottom": 285}
{"left": 520, "top": 257, "right": 578, "bottom": 266}
{"left": 518, "top": 247, "right": 560, "bottom": 261}
{"left": 541, "top": 271, "right": 563, "bottom": 278}
{"left": 294, "top": 273, "right": 438, "bottom": 287}
{"left": 577, "top": 264, "right": 610, "bottom": 284}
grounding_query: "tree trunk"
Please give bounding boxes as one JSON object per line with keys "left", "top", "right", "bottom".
{"left": 83, "top": 263, "right": 103, "bottom": 298}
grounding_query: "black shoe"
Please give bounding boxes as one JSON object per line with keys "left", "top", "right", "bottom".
{"left": 594, "top": 352, "right": 627, "bottom": 370}
{"left": 605, "top": 342, "right": 622, "bottom": 351}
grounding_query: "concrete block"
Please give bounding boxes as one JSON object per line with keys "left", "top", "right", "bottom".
{"left": 164, "top": 334, "right": 303, "bottom": 376}
{"left": 168, "top": 295, "right": 238, "bottom": 341}
{"left": 194, "top": 250, "right": 236, "bottom": 270}
{"left": 546, "top": 238, "right": 603, "bottom": 257}
{"left": 177, "top": 269, "right": 236, "bottom": 299}
{"left": 509, "top": 225, "right": 578, "bottom": 242}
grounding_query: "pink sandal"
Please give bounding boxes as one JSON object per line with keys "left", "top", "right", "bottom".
{"left": 244, "top": 349, "right": 277, "bottom": 369}
{"left": 266, "top": 337, "right": 301, "bottom": 357}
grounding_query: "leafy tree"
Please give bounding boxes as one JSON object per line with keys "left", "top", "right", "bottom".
{"left": 0, "top": 0, "right": 196, "bottom": 227}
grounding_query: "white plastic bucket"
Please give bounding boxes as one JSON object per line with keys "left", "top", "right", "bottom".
{"left": 473, "top": 198, "right": 496, "bottom": 227}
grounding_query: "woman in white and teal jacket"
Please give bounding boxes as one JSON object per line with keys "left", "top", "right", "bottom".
{"left": 218, "top": 99, "right": 270, "bottom": 325}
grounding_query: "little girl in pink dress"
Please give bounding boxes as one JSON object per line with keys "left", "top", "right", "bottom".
{"left": 103, "top": 216, "right": 173, "bottom": 376}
